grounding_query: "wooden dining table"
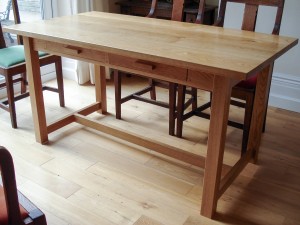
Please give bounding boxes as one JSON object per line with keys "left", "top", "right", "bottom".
{"left": 4, "top": 11, "right": 298, "bottom": 218}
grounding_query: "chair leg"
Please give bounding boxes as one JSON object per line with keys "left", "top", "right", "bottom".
{"left": 148, "top": 78, "right": 156, "bottom": 100}
{"left": 169, "top": 83, "right": 176, "bottom": 136}
{"left": 55, "top": 58, "right": 65, "bottom": 107}
{"left": 176, "top": 84, "right": 186, "bottom": 138}
{"left": 114, "top": 70, "right": 122, "bottom": 119}
{"left": 5, "top": 75, "right": 17, "bottom": 128}
{"left": 192, "top": 87, "right": 197, "bottom": 110}
{"left": 20, "top": 73, "right": 27, "bottom": 94}
{"left": 241, "top": 93, "right": 254, "bottom": 155}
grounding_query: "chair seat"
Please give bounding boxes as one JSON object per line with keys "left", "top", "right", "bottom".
{"left": 0, "top": 45, "right": 47, "bottom": 69}
{"left": 0, "top": 187, "right": 28, "bottom": 225}
{"left": 235, "top": 75, "right": 257, "bottom": 89}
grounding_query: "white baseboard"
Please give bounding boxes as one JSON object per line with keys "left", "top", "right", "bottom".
{"left": 269, "top": 72, "right": 300, "bottom": 113}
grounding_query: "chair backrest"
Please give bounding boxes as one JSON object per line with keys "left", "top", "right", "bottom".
{"left": 171, "top": 0, "right": 185, "bottom": 21}
{"left": 147, "top": 0, "right": 185, "bottom": 21}
{"left": 216, "top": 0, "right": 285, "bottom": 35}
{"left": 0, "top": 146, "right": 23, "bottom": 224}
{"left": 0, "top": 146, "right": 48, "bottom": 224}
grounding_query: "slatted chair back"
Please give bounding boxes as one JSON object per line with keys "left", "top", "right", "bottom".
{"left": 0, "top": 146, "right": 23, "bottom": 224}
{"left": 171, "top": 0, "right": 185, "bottom": 21}
{"left": 0, "top": 146, "right": 48, "bottom": 224}
{"left": 216, "top": 0, "right": 285, "bottom": 34}
{"left": 0, "top": 0, "right": 65, "bottom": 129}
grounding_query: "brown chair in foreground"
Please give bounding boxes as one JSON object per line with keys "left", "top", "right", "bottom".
{"left": 176, "top": 0, "right": 285, "bottom": 155}
{"left": 0, "top": 146, "right": 47, "bottom": 225}
{"left": 0, "top": 0, "right": 64, "bottom": 128}
{"left": 114, "top": 0, "right": 204, "bottom": 135}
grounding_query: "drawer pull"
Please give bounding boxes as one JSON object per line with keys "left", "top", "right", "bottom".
{"left": 135, "top": 60, "right": 156, "bottom": 71}
{"left": 64, "top": 46, "right": 82, "bottom": 55}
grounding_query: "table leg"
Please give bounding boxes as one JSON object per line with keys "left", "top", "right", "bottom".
{"left": 247, "top": 65, "right": 272, "bottom": 162}
{"left": 201, "top": 76, "right": 232, "bottom": 218}
{"left": 94, "top": 65, "right": 107, "bottom": 114}
{"left": 23, "top": 37, "right": 48, "bottom": 144}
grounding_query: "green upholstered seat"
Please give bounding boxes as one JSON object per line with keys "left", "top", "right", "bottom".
{"left": 0, "top": 45, "right": 47, "bottom": 69}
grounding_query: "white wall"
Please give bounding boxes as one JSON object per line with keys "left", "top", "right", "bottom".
{"left": 271, "top": 0, "right": 300, "bottom": 112}
{"left": 211, "top": 0, "right": 300, "bottom": 113}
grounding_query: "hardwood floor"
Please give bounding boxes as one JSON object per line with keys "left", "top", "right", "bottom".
{"left": 0, "top": 76, "right": 299, "bottom": 225}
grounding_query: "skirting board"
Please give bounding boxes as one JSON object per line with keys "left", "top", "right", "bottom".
{"left": 269, "top": 72, "right": 300, "bottom": 113}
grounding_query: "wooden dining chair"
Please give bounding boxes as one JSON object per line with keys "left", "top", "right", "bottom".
{"left": 114, "top": 0, "right": 199, "bottom": 136}
{"left": 0, "top": 0, "right": 64, "bottom": 128}
{"left": 0, "top": 146, "right": 47, "bottom": 225}
{"left": 176, "top": 0, "right": 285, "bottom": 155}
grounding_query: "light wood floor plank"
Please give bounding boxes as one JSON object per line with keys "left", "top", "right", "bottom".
{"left": 133, "top": 215, "right": 164, "bottom": 225}
{"left": 18, "top": 181, "right": 117, "bottom": 225}
{"left": 0, "top": 77, "right": 299, "bottom": 225}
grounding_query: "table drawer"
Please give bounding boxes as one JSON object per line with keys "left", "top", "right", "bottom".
{"left": 187, "top": 70, "right": 214, "bottom": 91}
{"left": 33, "top": 40, "right": 106, "bottom": 64}
{"left": 109, "top": 54, "right": 187, "bottom": 83}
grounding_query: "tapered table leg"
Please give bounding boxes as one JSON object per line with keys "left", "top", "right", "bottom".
{"left": 201, "top": 75, "right": 232, "bottom": 218}
{"left": 247, "top": 65, "right": 273, "bottom": 162}
{"left": 23, "top": 37, "right": 48, "bottom": 144}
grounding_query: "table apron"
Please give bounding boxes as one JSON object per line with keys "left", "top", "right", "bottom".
{"left": 33, "top": 39, "right": 224, "bottom": 91}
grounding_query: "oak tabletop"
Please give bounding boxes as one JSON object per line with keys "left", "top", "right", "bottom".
{"left": 4, "top": 11, "right": 298, "bottom": 80}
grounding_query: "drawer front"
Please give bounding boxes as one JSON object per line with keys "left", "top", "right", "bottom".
{"left": 109, "top": 54, "right": 187, "bottom": 83}
{"left": 187, "top": 70, "right": 214, "bottom": 91}
{"left": 33, "top": 40, "right": 106, "bottom": 64}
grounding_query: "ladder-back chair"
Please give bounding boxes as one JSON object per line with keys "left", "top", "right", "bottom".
{"left": 114, "top": 0, "right": 184, "bottom": 136}
{"left": 176, "top": 0, "right": 285, "bottom": 154}
{"left": 114, "top": 0, "right": 206, "bottom": 136}
{"left": 0, "top": 0, "right": 64, "bottom": 128}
